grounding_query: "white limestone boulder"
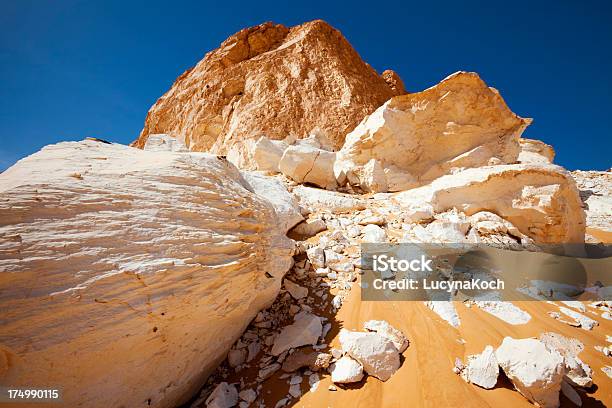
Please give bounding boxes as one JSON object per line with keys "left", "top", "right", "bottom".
{"left": 241, "top": 172, "right": 304, "bottom": 233}
{"left": 460, "top": 345, "right": 499, "bottom": 389}
{"left": 279, "top": 144, "right": 337, "bottom": 189}
{"left": 338, "top": 329, "right": 400, "bottom": 381}
{"left": 252, "top": 136, "right": 289, "bottom": 172}
{"left": 292, "top": 185, "right": 366, "bottom": 213}
{"left": 0, "top": 140, "right": 294, "bottom": 408}
{"left": 335, "top": 71, "right": 530, "bottom": 192}
{"left": 393, "top": 163, "right": 586, "bottom": 247}
{"left": 330, "top": 356, "right": 364, "bottom": 384}
{"left": 363, "top": 320, "right": 409, "bottom": 352}
{"left": 495, "top": 337, "right": 567, "bottom": 408}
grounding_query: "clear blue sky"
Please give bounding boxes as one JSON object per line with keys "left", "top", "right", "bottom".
{"left": 1, "top": 0, "right": 611, "bottom": 171}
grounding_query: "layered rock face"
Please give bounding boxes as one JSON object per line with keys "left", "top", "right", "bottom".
{"left": 0, "top": 140, "right": 294, "bottom": 408}
{"left": 334, "top": 71, "right": 531, "bottom": 192}
{"left": 518, "top": 138, "right": 555, "bottom": 164}
{"left": 393, "top": 163, "right": 586, "bottom": 245}
{"left": 133, "top": 20, "right": 403, "bottom": 159}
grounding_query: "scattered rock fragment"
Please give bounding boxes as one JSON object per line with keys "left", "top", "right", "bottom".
{"left": 281, "top": 351, "right": 332, "bottom": 372}
{"left": 271, "top": 312, "right": 323, "bottom": 356}
{"left": 363, "top": 320, "right": 409, "bottom": 352}
{"left": 558, "top": 307, "right": 598, "bottom": 330}
{"left": 495, "top": 337, "right": 567, "bottom": 408}
{"left": 460, "top": 345, "right": 499, "bottom": 389}
{"left": 284, "top": 280, "right": 308, "bottom": 300}
{"left": 339, "top": 329, "right": 400, "bottom": 381}
{"left": 205, "top": 382, "right": 238, "bottom": 408}
{"left": 362, "top": 224, "right": 387, "bottom": 243}
{"left": 330, "top": 355, "right": 365, "bottom": 384}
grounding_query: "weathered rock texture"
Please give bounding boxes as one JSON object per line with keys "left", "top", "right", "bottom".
{"left": 571, "top": 170, "right": 612, "bottom": 242}
{"left": 133, "top": 20, "right": 403, "bottom": 158}
{"left": 0, "top": 140, "right": 294, "bottom": 408}
{"left": 393, "top": 164, "right": 586, "bottom": 245}
{"left": 518, "top": 138, "right": 555, "bottom": 164}
{"left": 335, "top": 71, "right": 531, "bottom": 192}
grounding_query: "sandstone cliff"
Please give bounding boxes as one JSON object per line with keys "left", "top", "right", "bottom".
{"left": 0, "top": 140, "right": 293, "bottom": 408}
{"left": 133, "top": 20, "right": 403, "bottom": 160}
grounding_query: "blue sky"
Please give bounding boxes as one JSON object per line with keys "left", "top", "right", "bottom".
{"left": 1, "top": 0, "right": 611, "bottom": 170}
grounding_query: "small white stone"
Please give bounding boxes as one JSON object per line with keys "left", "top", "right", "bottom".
{"left": 330, "top": 355, "right": 364, "bottom": 383}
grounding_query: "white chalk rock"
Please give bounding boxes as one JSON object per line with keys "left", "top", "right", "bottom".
{"left": 559, "top": 307, "right": 599, "bottom": 330}
{"left": 461, "top": 345, "right": 499, "bottom": 389}
{"left": 242, "top": 171, "right": 304, "bottom": 233}
{"left": 306, "top": 246, "right": 326, "bottom": 269}
{"left": 330, "top": 356, "right": 364, "bottom": 384}
{"left": 292, "top": 185, "right": 366, "bottom": 213}
{"left": 474, "top": 301, "right": 532, "bottom": 325}
{"left": 363, "top": 320, "right": 409, "bottom": 352}
{"left": 394, "top": 163, "right": 585, "bottom": 247}
{"left": 495, "top": 337, "right": 567, "bottom": 408}
{"left": 339, "top": 329, "right": 400, "bottom": 381}
{"left": 143, "top": 133, "right": 188, "bottom": 152}
{"left": 0, "top": 140, "right": 294, "bottom": 408}
{"left": 271, "top": 312, "right": 323, "bottom": 356}
{"left": 362, "top": 224, "right": 387, "bottom": 243}
{"left": 253, "top": 136, "right": 288, "bottom": 172}
{"left": 279, "top": 144, "right": 337, "bottom": 189}
{"left": 335, "top": 71, "right": 529, "bottom": 192}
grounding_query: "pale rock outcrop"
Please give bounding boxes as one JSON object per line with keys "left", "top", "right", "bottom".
{"left": 134, "top": 20, "right": 401, "bottom": 154}
{"left": 363, "top": 320, "right": 409, "bottom": 352}
{"left": 278, "top": 144, "right": 337, "bottom": 189}
{"left": 252, "top": 136, "right": 289, "bottom": 172}
{"left": 0, "top": 140, "right": 294, "bottom": 408}
{"left": 495, "top": 337, "right": 567, "bottom": 408}
{"left": 460, "top": 345, "right": 499, "bottom": 389}
{"left": 338, "top": 329, "right": 400, "bottom": 381}
{"left": 143, "top": 133, "right": 189, "bottom": 152}
{"left": 518, "top": 138, "right": 555, "bottom": 164}
{"left": 393, "top": 164, "right": 586, "bottom": 246}
{"left": 335, "top": 71, "right": 530, "bottom": 192}
{"left": 571, "top": 170, "right": 612, "bottom": 242}
{"left": 241, "top": 172, "right": 304, "bottom": 232}
{"left": 271, "top": 312, "right": 323, "bottom": 356}
{"left": 292, "top": 185, "right": 366, "bottom": 213}
{"left": 539, "top": 332, "right": 593, "bottom": 388}
{"left": 330, "top": 355, "right": 365, "bottom": 384}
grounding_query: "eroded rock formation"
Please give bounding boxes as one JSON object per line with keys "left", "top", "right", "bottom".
{"left": 334, "top": 71, "right": 531, "bottom": 192}
{"left": 133, "top": 20, "right": 403, "bottom": 160}
{"left": 393, "top": 163, "right": 586, "bottom": 245}
{"left": 0, "top": 140, "right": 294, "bottom": 408}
